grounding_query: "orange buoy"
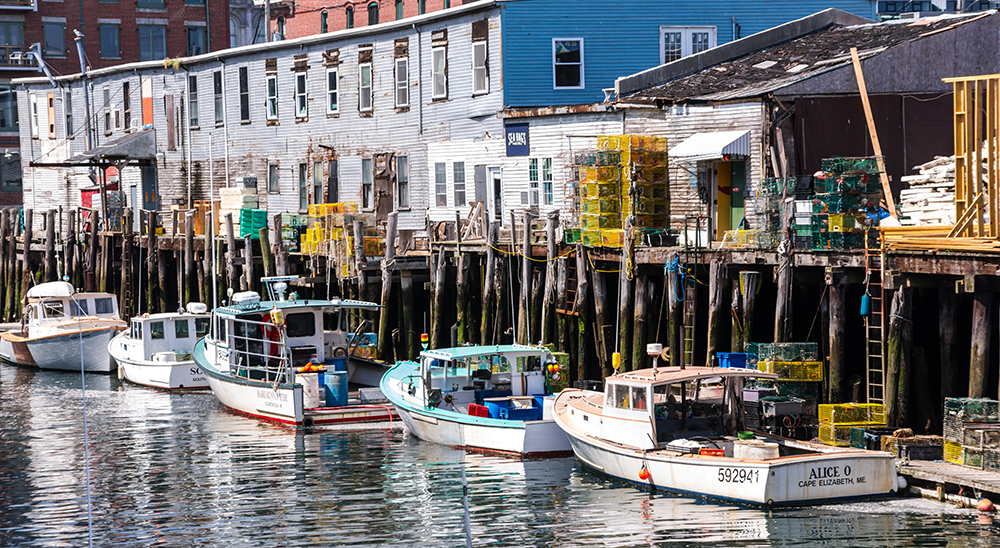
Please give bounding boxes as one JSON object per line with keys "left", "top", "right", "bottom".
{"left": 638, "top": 463, "right": 650, "bottom": 481}
{"left": 978, "top": 498, "right": 995, "bottom": 512}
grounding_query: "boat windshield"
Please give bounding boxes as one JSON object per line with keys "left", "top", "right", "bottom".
{"left": 40, "top": 300, "right": 66, "bottom": 318}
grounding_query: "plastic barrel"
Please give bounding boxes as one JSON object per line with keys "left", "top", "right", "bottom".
{"left": 322, "top": 371, "right": 348, "bottom": 407}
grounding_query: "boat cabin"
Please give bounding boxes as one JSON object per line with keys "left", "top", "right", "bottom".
{"left": 601, "top": 367, "right": 778, "bottom": 450}
{"left": 126, "top": 305, "right": 211, "bottom": 361}
{"left": 21, "top": 281, "right": 122, "bottom": 335}
{"left": 415, "top": 345, "right": 551, "bottom": 419}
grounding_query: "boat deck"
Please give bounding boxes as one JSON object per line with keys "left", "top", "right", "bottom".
{"left": 900, "top": 460, "right": 1000, "bottom": 498}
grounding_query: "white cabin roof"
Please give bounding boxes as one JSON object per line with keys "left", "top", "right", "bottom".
{"left": 27, "top": 281, "right": 75, "bottom": 298}
{"left": 608, "top": 366, "right": 778, "bottom": 386}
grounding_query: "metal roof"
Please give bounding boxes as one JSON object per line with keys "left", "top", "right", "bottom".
{"left": 668, "top": 130, "right": 750, "bottom": 162}
{"left": 420, "top": 344, "right": 548, "bottom": 360}
{"left": 65, "top": 129, "right": 156, "bottom": 164}
{"left": 608, "top": 366, "right": 778, "bottom": 385}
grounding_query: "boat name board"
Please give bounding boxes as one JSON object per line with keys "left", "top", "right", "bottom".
{"left": 717, "top": 468, "right": 760, "bottom": 484}
{"left": 190, "top": 367, "right": 206, "bottom": 384}
{"left": 257, "top": 388, "right": 290, "bottom": 409}
{"left": 798, "top": 465, "right": 865, "bottom": 488}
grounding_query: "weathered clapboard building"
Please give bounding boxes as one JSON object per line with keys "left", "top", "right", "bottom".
{"left": 13, "top": 0, "right": 879, "bottom": 234}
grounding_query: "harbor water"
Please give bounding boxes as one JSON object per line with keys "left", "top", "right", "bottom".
{"left": 1, "top": 365, "right": 998, "bottom": 547}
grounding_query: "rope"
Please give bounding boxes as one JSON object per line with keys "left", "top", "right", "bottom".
{"left": 587, "top": 250, "right": 620, "bottom": 273}
{"left": 486, "top": 243, "right": 575, "bottom": 262}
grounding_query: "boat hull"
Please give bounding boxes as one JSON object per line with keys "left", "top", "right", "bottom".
{"left": 195, "top": 339, "right": 394, "bottom": 427}
{"left": 1, "top": 327, "right": 122, "bottom": 373}
{"left": 108, "top": 334, "right": 210, "bottom": 390}
{"left": 381, "top": 363, "right": 572, "bottom": 458}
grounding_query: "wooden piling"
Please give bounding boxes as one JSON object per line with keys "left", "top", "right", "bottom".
{"left": 829, "top": 282, "right": 846, "bottom": 403}
{"left": 377, "top": 212, "right": 398, "bottom": 359}
{"left": 731, "top": 279, "right": 743, "bottom": 353}
{"left": 204, "top": 211, "right": 215, "bottom": 305}
{"left": 529, "top": 270, "right": 542, "bottom": 345}
{"left": 481, "top": 222, "right": 498, "bottom": 345}
{"left": 455, "top": 214, "right": 469, "bottom": 344}
{"left": 242, "top": 235, "right": 254, "bottom": 292}
{"left": 574, "top": 243, "right": 590, "bottom": 382}
{"left": 590, "top": 258, "right": 610, "bottom": 376}
{"left": 969, "top": 278, "right": 992, "bottom": 398}
{"left": 185, "top": 212, "right": 195, "bottom": 305}
{"left": 22, "top": 209, "right": 33, "bottom": 297}
{"left": 706, "top": 258, "right": 725, "bottom": 367}
{"left": 273, "top": 214, "right": 287, "bottom": 277}
{"left": 938, "top": 286, "right": 959, "bottom": 399}
{"left": 431, "top": 246, "right": 447, "bottom": 349}
{"left": 353, "top": 219, "right": 367, "bottom": 304}
{"left": 172, "top": 209, "right": 181, "bottom": 309}
{"left": 400, "top": 269, "right": 417, "bottom": 359}
{"left": 44, "top": 210, "right": 55, "bottom": 282}
{"left": 6, "top": 211, "right": 18, "bottom": 320}
{"left": 87, "top": 211, "right": 98, "bottom": 292}
{"left": 12, "top": 215, "right": 22, "bottom": 318}
{"left": 121, "top": 209, "right": 132, "bottom": 319}
{"left": 0, "top": 209, "right": 7, "bottom": 320}
{"left": 224, "top": 212, "right": 237, "bottom": 295}
{"left": 555, "top": 255, "right": 568, "bottom": 354}
{"left": 774, "top": 254, "right": 792, "bottom": 342}
{"left": 66, "top": 210, "right": 76, "bottom": 288}
{"left": 632, "top": 275, "right": 649, "bottom": 371}
{"left": 617, "top": 227, "right": 634, "bottom": 371}
{"left": 666, "top": 251, "right": 682, "bottom": 368}
{"left": 259, "top": 225, "right": 274, "bottom": 278}
{"left": 541, "top": 211, "right": 558, "bottom": 345}
{"left": 886, "top": 285, "right": 912, "bottom": 426}
{"left": 739, "top": 271, "right": 761, "bottom": 351}
{"left": 146, "top": 211, "right": 158, "bottom": 313}
{"left": 517, "top": 210, "right": 532, "bottom": 345}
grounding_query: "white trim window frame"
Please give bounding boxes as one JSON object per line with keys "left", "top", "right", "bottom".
{"left": 659, "top": 26, "right": 717, "bottom": 64}
{"left": 394, "top": 57, "right": 409, "bottom": 108}
{"left": 326, "top": 68, "right": 339, "bottom": 114}
{"left": 542, "top": 157, "right": 553, "bottom": 205}
{"left": 362, "top": 158, "right": 374, "bottom": 210}
{"left": 434, "top": 162, "right": 447, "bottom": 206}
{"left": 396, "top": 155, "right": 409, "bottom": 210}
{"left": 266, "top": 74, "right": 279, "bottom": 120}
{"left": 472, "top": 41, "right": 488, "bottom": 95}
{"left": 528, "top": 158, "right": 540, "bottom": 206}
{"left": 295, "top": 73, "right": 308, "bottom": 118}
{"left": 431, "top": 46, "right": 447, "bottom": 99}
{"left": 552, "top": 38, "right": 584, "bottom": 90}
{"left": 359, "top": 62, "right": 373, "bottom": 112}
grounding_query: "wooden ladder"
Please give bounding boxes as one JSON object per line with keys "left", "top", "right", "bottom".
{"left": 558, "top": 259, "right": 578, "bottom": 316}
{"left": 865, "top": 228, "right": 885, "bottom": 405}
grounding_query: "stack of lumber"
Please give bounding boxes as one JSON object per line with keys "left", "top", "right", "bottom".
{"left": 881, "top": 225, "right": 1000, "bottom": 253}
{"left": 898, "top": 156, "right": 956, "bottom": 227}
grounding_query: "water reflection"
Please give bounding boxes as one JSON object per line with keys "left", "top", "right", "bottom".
{"left": 3, "top": 365, "right": 1000, "bottom": 547}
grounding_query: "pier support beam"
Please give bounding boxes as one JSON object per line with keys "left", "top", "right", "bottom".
{"left": 400, "top": 269, "right": 417, "bottom": 359}
{"left": 666, "top": 251, "right": 682, "bottom": 368}
{"left": 44, "top": 210, "right": 55, "bottom": 282}
{"left": 632, "top": 275, "right": 649, "bottom": 371}
{"left": 739, "top": 271, "right": 761, "bottom": 352}
{"left": 591, "top": 259, "right": 610, "bottom": 375}
{"left": 224, "top": 212, "right": 237, "bottom": 297}
{"left": 617, "top": 229, "right": 634, "bottom": 371}
{"left": 430, "top": 246, "right": 446, "bottom": 349}
{"left": 574, "top": 243, "right": 589, "bottom": 381}
{"left": 378, "top": 212, "right": 397, "bottom": 359}
{"left": 517, "top": 210, "right": 532, "bottom": 345}
{"left": 886, "top": 285, "right": 912, "bottom": 426}
{"left": 969, "top": 277, "right": 993, "bottom": 398}
{"left": 541, "top": 211, "right": 558, "bottom": 345}
{"left": 774, "top": 254, "right": 792, "bottom": 342}
{"left": 707, "top": 258, "right": 726, "bottom": 367}
{"left": 938, "top": 286, "right": 959, "bottom": 399}
{"left": 829, "top": 282, "right": 846, "bottom": 403}
{"left": 481, "top": 222, "right": 498, "bottom": 345}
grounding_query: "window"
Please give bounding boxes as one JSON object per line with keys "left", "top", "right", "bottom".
{"left": 321, "top": 10, "right": 328, "bottom": 33}
{"left": 453, "top": 162, "right": 466, "bottom": 207}
{"left": 239, "top": 67, "right": 250, "bottom": 122}
{"left": 631, "top": 386, "right": 647, "bottom": 410}
{"left": 102, "top": 87, "right": 111, "bottom": 135}
{"left": 43, "top": 23, "right": 65, "bottom": 58}
{"left": 541, "top": 158, "right": 553, "bottom": 205}
{"left": 64, "top": 90, "right": 73, "bottom": 138}
{"left": 443, "top": 0, "right": 450, "bottom": 7}
{"left": 188, "top": 75, "right": 199, "bottom": 128}
{"left": 394, "top": 57, "right": 408, "bottom": 108}
{"left": 28, "top": 94, "right": 37, "bottom": 138}
{"left": 326, "top": 69, "right": 339, "bottom": 113}
{"left": 266, "top": 75, "right": 278, "bottom": 120}
{"left": 659, "top": 26, "right": 716, "bottom": 64}
{"left": 230, "top": 18, "right": 238, "bottom": 48}
{"left": 187, "top": 26, "right": 207, "bottom": 56}
{"left": 553, "top": 39, "right": 583, "bottom": 89}
{"left": 435, "top": 162, "right": 447, "bottom": 206}
{"left": 213, "top": 71, "right": 224, "bottom": 125}
{"left": 346, "top": 6, "right": 354, "bottom": 29}
{"left": 528, "top": 158, "right": 539, "bottom": 206}
{"left": 71, "top": 299, "right": 88, "bottom": 316}
{"left": 268, "top": 163, "right": 280, "bottom": 193}
{"left": 418, "top": 0, "right": 425, "bottom": 14}
{"left": 99, "top": 24, "right": 120, "bottom": 59}
{"left": 0, "top": 22, "right": 25, "bottom": 63}
{"left": 285, "top": 313, "right": 316, "bottom": 338}
{"left": 175, "top": 319, "right": 190, "bottom": 339}
{"left": 359, "top": 63, "right": 373, "bottom": 112}
{"left": 0, "top": 86, "right": 17, "bottom": 133}
{"left": 277, "top": 17, "right": 285, "bottom": 40}
{"left": 150, "top": 321, "right": 165, "bottom": 340}
{"left": 368, "top": 2, "right": 379, "bottom": 25}
{"left": 313, "top": 162, "right": 323, "bottom": 205}
{"left": 362, "top": 158, "right": 374, "bottom": 209}
{"left": 397, "top": 156, "right": 409, "bottom": 209}
{"left": 195, "top": 317, "right": 210, "bottom": 337}
{"left": 298, "top": 163, "right": 308, "bottom": 210}
{"left": 472, "top": 42, "right": 488, "bottom": 94}
{"left": 95, "top": 297, "right": 114, "bottom": 314}
{"left": 295, "top": 73, "right": 308, "bottom": 118}
{"left": 396, "top": 0, "right": 404, "bottom": 20}
{"left": 327, "top": 160, "right": 339, "bottom": 202}
{"left": 138, "top": 25, "right": 167, "bottom": 61}
{"left": 432, "top": 46, "right": 447, "bottom": 99}
{"left": 122, "top": 81, "right": 131, "bottom": 131}
{"left": 131, "top": 321, "right": 142, "bottom": 340}
{"left": 137, "top": 0, "right": 165, "bottom": 7}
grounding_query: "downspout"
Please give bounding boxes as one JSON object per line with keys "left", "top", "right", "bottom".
{"left": 72, "top": 34, "right": 93, "bottom": 150}
{"left": 184, "top": 67, "right": 193, "bottom": 208}
{"left": 219, "top": 58, "right": 230, "bottom": 188}
{"left": 204, "top": 0, "right": 212, "bottom": 53}
{"left": 412, "top": 23, "right": 422, "bottom": 135}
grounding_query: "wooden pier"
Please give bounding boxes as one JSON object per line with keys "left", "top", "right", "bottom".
{"left": 901, "top": 460, "right": 1000, "bottom": 503}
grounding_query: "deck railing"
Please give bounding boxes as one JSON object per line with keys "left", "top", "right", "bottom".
{"left": 0, "top": 46, "right": 37, "bottom": 68}
{"left": 226, "top": 315, "right": 292, "bottom": 385}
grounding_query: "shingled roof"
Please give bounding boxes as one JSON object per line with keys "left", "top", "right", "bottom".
{"left": 617, "top": 10, "right": 993, "bottom": 105}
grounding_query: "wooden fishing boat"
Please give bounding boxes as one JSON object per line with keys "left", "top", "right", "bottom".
{"left": 0, "top": 281, "right": 126, "bottom": 373}
{"left": 193, "top": 276, "right": 395, "bottom": 428}
{"left": 108, "top": 303, "right": 212, "bottom": 390}
{"left": 380, "top": 345, "right": 572, "bottom": 458}
{"left": 553, "top": 366, "right": 903, "bottom": 506}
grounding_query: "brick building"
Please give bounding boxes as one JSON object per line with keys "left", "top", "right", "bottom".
{"left": 267, "top": 0, "right": 457, "bottom": 41}
{"left": 0, "top": 0, "right": 230, "bottom": 205}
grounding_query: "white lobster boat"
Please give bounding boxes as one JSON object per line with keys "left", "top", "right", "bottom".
{"left": 193, "top": 276, "right": 395, "bottom": 428}
{"left": 0, "top": 281, "right": 126, "bottom": 373}
{"left": 108, "top": 303, "right": 213, "bottom": 390}
{"left": 554, "top": 366, "right": 902, "bottom": 506}
{"left": 381, "top": 345, "right": 572, "bottom": 458}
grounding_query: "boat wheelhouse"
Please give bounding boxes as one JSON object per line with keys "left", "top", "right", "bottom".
{"left": 554, "top": 366, "right": 901, "bottom": 506}
{"left": 109, "top": 303, "right": 212, "bottom": 390}
{"left": 193, "top": 276, "right": 394, "bottom": 427}
{"left": 0, "top": 281, "right": 126, "bottom": 372}
{"left": 380, "top": 345, "right": 572, "bottom": 458}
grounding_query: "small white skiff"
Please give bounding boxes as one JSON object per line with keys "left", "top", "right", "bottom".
{"left": 0, "top": 281, "right": 125, "bottom": 373}
{"left": 381, "top": 344, "right": 572, "bottom": 458}
{"left": 554, "top": 366, "right": 902, "bottom": 506}
{"left": 108, "top": 303, "right": 212, "bottom": 390}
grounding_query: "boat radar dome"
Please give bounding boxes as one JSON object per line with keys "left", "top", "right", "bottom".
{"left": 231, "top": 291, "right": 261, "bottom": 305}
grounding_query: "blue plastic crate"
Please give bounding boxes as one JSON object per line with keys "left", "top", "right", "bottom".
{"left": 717, "top": 352, "right": 748, "bottom": 369}
{"left": 500, "top": 406, "right": 540, "bottom": 421}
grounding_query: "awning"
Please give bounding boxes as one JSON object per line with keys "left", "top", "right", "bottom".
{"left": 65, "top": 129, "right": 156, "bottom": 164}
{"left": 668, "top": 130, "right": 750, "bottom": 162}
